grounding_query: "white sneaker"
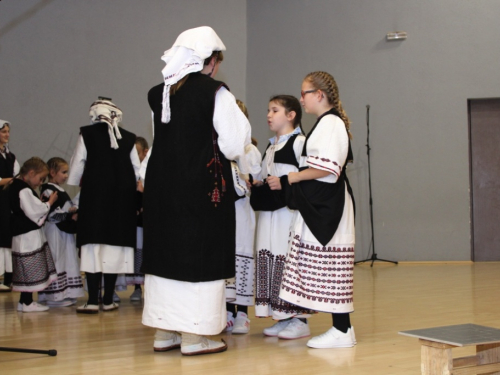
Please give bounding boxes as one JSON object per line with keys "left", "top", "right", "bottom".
{"left": 76, "top": 303, "right": 99, "bottom": 314}
{"left": 307, "top": 326, "right": 356, "bottom": 348}
{"left": 263, "top": 319, "right": 293, "bottom": 337}
{"left": 130, "top": 288, "right": 142, "bottom": 301}
{"left": 154, "top": 332, "right": 182, "bottom": 352}
{"left": 277, "top": 318, "right": 311, "bottom": 339}
{"left": 113, "top": 292, "right": 121, "bottom": 302}
{"left": 351, "top": 326, "right": 357, "bottom": 345}
{"left": 46, "top": 299, "right": 73, "bottom": 307}
{"left": 232, "top": 311, "right": 250, "bottom": 334}
{"left": 22, "top": 302, "right": 49, "bottom": 313}
{"left": 181, "top": 336, "right": 227, "bottom": 356}
{"left": 102, "top": 302, "right": 119, "bottom": 312}
{"left": 223, "top": 311, "right": 235, "bottom": 332}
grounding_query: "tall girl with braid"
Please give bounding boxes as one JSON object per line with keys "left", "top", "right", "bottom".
{"left": 268, "top": 71, "right": 356, "bottom": 348}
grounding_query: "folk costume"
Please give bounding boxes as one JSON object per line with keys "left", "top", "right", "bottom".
{"left": 225, "top": 144, "right": 261, "bottom": 306}
{"left": 38, "top": 183, "right": 84, "bottom": 303}
{"left": 68, "top": 100, "right": 140, "bottom": 312}
{"left": 0, "top": 119, "right": 19, "bottom": 291}
{"left": 125, "top": 190, "right": 145, "bottom": 288}
{"left": 141, "top": 26, "right": 251, "bottom": 355}
{"left": 252, "top": 127, "right": 314, "bottom": 320}
{"left": 9, "top": 178, "right": 57, "bottom": 299}
{"left": 279, "top": 109, "right": 355, "bottom": 314}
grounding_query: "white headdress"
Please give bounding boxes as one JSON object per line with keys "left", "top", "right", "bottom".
{"left": 160, "top": 26, "right": 226, "bottom": 123}
{"left": 89, "top": 100, "right": 123, "bottom": 149}
{"left": 0, "top": 119, "right": 10, "bottom": 130}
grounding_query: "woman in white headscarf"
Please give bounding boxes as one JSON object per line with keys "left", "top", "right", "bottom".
{"left": 68, "top": 100, "right": 141, "bottom": 313}
{"left": 0, "top": 119, "right": 19, "bottom": 291}
{"left": 141, "top": 26, "right": 252, "bottom": 356}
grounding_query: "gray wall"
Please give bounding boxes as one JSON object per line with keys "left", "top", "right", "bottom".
{"left": 2, "top": 1, "right": 499, "bottom": 261}
{"left": 247, "top": 0, "right": 500, "bottom": 261}
{"left": 0, "top": 0, "right": 247, "bottom": 163}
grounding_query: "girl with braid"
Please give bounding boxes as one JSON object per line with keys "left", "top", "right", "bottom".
{"left": 267, "top": 71, "right": 356, "bottom": 348}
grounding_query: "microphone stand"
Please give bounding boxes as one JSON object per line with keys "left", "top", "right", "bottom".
{"left": 355, "top": 105, "right": 398, "bottom": 267}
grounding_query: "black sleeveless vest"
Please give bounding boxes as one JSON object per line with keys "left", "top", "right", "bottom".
{"left": 0, "top": 151, "right": 16, "bottom": 247}
{"left": 282, "top": 109, "right": 355, "bottom": 246}
{"left": 142, "top": 73, "right": 236, "bottom": 282}
{"left": 77, "top": 123, "right": 137, "bottom": 248}
{"left": 9, "top": 179, "right": 44, "bottom": 236}
{"left": 40, "top": 184, "right": 77, "bottom": 234}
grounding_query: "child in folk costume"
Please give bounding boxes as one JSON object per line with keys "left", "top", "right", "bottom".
{"left": 141, "top": 26, "right": 252, "bottom": 356}
{"left": 0, "top": 119, "right": 19, "bottom": 292}
{"left": 125, "top": 136, "right": 149, "bottom": 301}
{"left": 38, "top": 157, "right": 84, "bottom": 306}
{"left": 68, "top": 99, "right": 140, "bottom": 314}
{"left": 269, "top": 71, "right": 356, "bottom": 348}
{"left": 9, "top": 157, "right": 58, "bottom": 312}
{"left": 252, "top": 95, "right": 312, "bottom": 339}
{"left": 225, "top": 100, "right": 262, "bottom": 334}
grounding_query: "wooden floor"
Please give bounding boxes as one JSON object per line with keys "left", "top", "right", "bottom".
{"left": 1, "top": 262, "right": 500, "bottom": 374}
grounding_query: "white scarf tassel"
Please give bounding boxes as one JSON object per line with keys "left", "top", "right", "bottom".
{"left": 161, "top": 84, "right": 172, "bottom": 124}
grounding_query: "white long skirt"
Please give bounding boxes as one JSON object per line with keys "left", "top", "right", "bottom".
{"left": 80, "top": 244, "right": 134, "bottom": 274}
{"left": 11, "top": 229, "right": 57, "bottom": 292}
{"left": 38, "top": 223, "right": 84, "bottom": 301}
{"left": 279, "top": 184, "right": 355, "bottom": 314}
{"left": 225, "top": 197, "right": 255, "bottom": 306}
{"left": 143, "top": 274, "right": 226, "bottom": 335}
{"left": 0, "top": 247, "right": 12, "bottom": 275}
{"left": 255, "top": 205, "right": 312, "bottom": 319}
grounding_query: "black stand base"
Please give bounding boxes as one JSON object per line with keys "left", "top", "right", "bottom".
{"left": 355, "top": 253, "right": 398, "bottom": 267}
{"left": 0, "top": 347, "right": 57, "bottom": 356}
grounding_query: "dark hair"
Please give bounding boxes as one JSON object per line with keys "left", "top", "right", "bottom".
{"left": 47, "top": 157, "right": 68, "bottom": 176}
{"left": 135, "top": 136, "right": 149, "bottom": 150}
{"left": 204, "top": 50, "right": 224, "bottom": 66}
{"left": 170, "top": 51, "right": 224, "bottom": 96}
{"left": 269, "top": 95, "right": 302, "bottom": 129}
{"left": 19, "top": 157, "right": 49, "bottom": 177}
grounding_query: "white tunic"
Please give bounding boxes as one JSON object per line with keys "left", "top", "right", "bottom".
{"left": 279, "top": 114, "right": 355, "bottom": 314}
{"left": 143, "top": 86, "right": 252, "bottom": 334}
{"left": 226, "top": 144, "right": 262, "bottom": 306}
{"left": 67, "top": 134, "right": 141, "bottom": 274}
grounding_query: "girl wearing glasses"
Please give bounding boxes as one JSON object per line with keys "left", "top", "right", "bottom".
{"left": 268, "top": 71, "right": 356, "bottom": 348}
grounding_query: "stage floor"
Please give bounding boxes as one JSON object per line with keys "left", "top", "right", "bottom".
{"left": 1, "top": 262, "right": 499, "bottom": 374}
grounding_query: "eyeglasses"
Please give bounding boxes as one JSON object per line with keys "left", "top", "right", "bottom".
{"left": 300, "top": 89, "right": 318, "bottom": 98}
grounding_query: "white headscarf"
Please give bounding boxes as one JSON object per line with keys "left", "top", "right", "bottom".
{"left": 0, "top": 119, "right": 10, "bottom": 130}
{"left": 0, "top": 119, "right": 11, "bottom": 153}
{"left": 89, "top": 100, "right": 123, "bottom": 149}
{"left": 160, "top": 26, "right": 226, "bottom": 123}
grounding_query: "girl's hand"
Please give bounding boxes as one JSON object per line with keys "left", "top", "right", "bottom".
{"left": 245, "top": 179, "right": 252, "bottom": 189}
{"left": 252, "top": 180, "right": 264, "bottom": 187}
{"left": 68, "top": 206, "right": 77, "bottom": 213}
{"left": 288, "top": 172, "right": 301, "bottom": 185}
{"left": 267, "top": 176, "right": 282, "bottom": 190}
{"left": 71, "top": 213, "right": 78, "bottom": 221}
{"left": 48, "top": 191, "right": 58, "bottom": 206}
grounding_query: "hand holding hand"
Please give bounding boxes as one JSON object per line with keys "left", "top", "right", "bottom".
{"left": 48, "top": 191, "right": 58, "bottom": 206}
{"left": 267, "top": 176, "right": 282, "bottom": 190}
{"left": 287, "top": 172, "right": 301, "bottom": 185}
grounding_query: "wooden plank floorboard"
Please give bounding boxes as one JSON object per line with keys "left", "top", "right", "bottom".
{"left": 1, "top": 263, "right": 499, "bottom": 374}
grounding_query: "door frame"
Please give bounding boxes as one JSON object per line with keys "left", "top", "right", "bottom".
{"left": 468, "top": 97, "right": 500, "bottom": 261}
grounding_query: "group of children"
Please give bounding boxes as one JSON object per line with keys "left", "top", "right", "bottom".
{"left": 0, "top": 115, "right": 149, "bottom": 313}
{"left": 0, "top": 68, "right": 356, "bottom": 350}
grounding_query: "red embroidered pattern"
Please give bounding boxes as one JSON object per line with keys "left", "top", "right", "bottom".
{"left": 280, "top": 235, "right": 354, "bottom": 305}
{"left": 307, "top": 156, "right": 342, "bottom": 176}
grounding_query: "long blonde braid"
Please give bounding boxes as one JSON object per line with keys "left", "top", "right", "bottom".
{"left": 304, "top": 71, "right": 352, "bottom": 139}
